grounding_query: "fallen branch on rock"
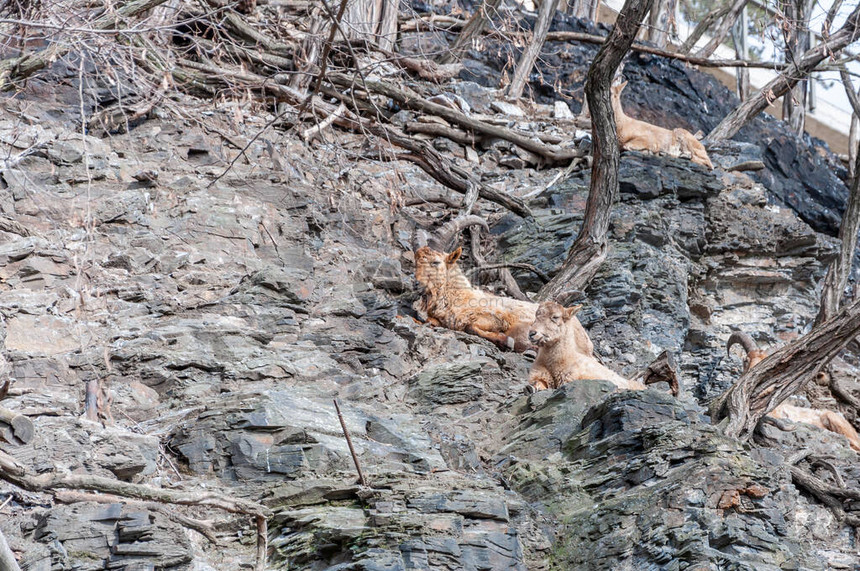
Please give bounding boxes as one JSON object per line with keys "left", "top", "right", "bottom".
{"left": 169, "top": 58, "right": 531, "bottom": 218}
{"left": 0, "top": 407, "right": 34, "bottom": 445}
{"left": 829, "top": 374, "right": 860, "bottom": 410}
{"left": 478, "top": 262, "right": 549, "bottom": 283}
{"left": 0, "top": 450, "right": 270, "bottom": 569}
{"left": 302, "top": 102, "right": 346, "bottom": 142}
{"left": 334, "top": 399, "right": 368, "bottom": 487}
{"left": 406, "top": 122, "right": 479, "bottom": 146}
{"left": 790, "top": 460, "right": 860, "bottom": 527}
{"left": 0, "top": 527, "right": 21, "bottom": 571}
{"left": 327, "top": 72, "right": 583, "bottom": 165}
{"left": 54, "top": 490, "right": 220, "bottom": 544}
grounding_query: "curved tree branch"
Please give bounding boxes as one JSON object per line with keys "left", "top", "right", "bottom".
{"left": 706, "top": 2, "right": 860, "bottom": 143}
{"left": 711, "top": 297, "right": 860, "bottom": 441}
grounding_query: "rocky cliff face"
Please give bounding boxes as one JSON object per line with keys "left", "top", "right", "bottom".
{"left": 1, "top": 15, "right": 860, "bottom": 571}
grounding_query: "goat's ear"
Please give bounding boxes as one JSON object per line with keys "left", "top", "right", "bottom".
{"left": 617, "top": 80, "right": 628, "bottom": 92}
{"left": 693, "top": 130, "right": 704, "bottom": 140}
{"left": 564, "top": 304, "right": 582, "bottom": 320}
{"left": 446, "top": 247, "right": 462, "bottom": 265}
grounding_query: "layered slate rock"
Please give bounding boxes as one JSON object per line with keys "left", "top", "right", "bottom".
{"left": 499, "top": 383, "right": 834, "bottom": 571}
{"left": 269, "top": 474, "right": 529, "bottom": 570}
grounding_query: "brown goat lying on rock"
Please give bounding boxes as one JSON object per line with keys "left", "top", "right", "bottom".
{"left": 528, "top": 301, "right": 645, "bottom": 391}
{"left": 611, "top": 81, "right": 713, "bottom": 170}
{"left": 414, "top": 245, "right": 537, "bottom": 351}
{"left": 727, "top": 332, "right": 860, "bottom": 451}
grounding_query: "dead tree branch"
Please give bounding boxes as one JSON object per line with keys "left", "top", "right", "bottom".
{"left": 0, "top": 407, "right": 34, "bottom": 445}
{"left": 334, "top": 399, "right": 367, "bottom": 486}
{"left": 0, "top": 0, "right": 171, "bottom": 87}
{"left": 695, "top": 0, "right": 750, "bottom": 59}
{"left": 707, "top": 2, "right": 860, "bottom": 143}
{"left": 829, "top": 374, "right": 860, "bottom": 409}
{"left": 680, "top": 3, "right": 729, "bottom": 53}
{"left": 0, "top": 449, "right": 270, "bottom": 568}
{"left": 790, "top": 464, "right": 860, "bottom": 526}
{"left": 327, "top": 72, "right": 583, "bottom": 164}
{"left": 54, "top": 490, "right": 219, "bottom": 544}
{"left": 815, "top": 151, "right": 860, "bottom": 326}
{"left": 508, "top": 0, "right": 561, "bottom": 100}
{"left": 0, "top": 527, "right": 21, "bottom": 571}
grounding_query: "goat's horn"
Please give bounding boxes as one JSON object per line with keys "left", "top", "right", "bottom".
{"left": 727, "top": 331, "right": 758, "bottom": 356}
{"left": 413, "top": 228, "right": 429, "bottom": 250}
{"left": 429, "top": 215, "right": 490, "bottom": 251}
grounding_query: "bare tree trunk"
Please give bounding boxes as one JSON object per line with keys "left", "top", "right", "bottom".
{"left": 647, "top": 0, "right": 675, "bottom": 48}
{"left": 781, "top": 0, "right": 813, "bottom": 136}
{"left": 293, "top": 0, "right": 397, "bottom": 90}
{"left": 439, "top": 0, "right": 502, "bottom": 64}
{"left": 343, "top": 0, "right": 398, "bottom": 51}
{"left": 816, "top": 172, "right": 860, "bottom": 326}
{"left": 680, "top": 2, "right": 729, "bottom": 54}
{"left": 565, "top": 0, "right": 600, "bottom": 20}
{"left": 0, "top": 529, "right": 21, "bottom": 571}
{"left": 695, "top": 0, "right": 750, "bottom": 59}
{"left": 851, "top": 116, "right": 859, "bottom": 180}
{"left": 814, "top": 68, "right": 860, "bottom": 326}
{"left": 508, "top": 0, "right": 561, "bottom": 99}
{"left": 711, "top": 296, "right": 860, "bottom": 441}
{"left": 730, "top": 7, "right": 750, "bottom": 100}
{"left": 706, "top": 3, "right": 860, "bottom": 143}
{"left": 537, "top": 0, "right": 655, "bottom": 303}
{"left": 840, "top": 62, "right": 859, "bottom": 181}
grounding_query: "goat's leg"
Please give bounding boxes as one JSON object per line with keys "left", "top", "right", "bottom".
{"left": 819, "top": 411, "right": 860, "bottom": 452}
{"left": 465, "top": 324, "right": 515, "bottom": 351}
{"left": 528, "top": 367, "right": 553, "bottom": 391}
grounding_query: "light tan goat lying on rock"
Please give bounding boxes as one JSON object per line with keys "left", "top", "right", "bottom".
{"left": 414, "top": 245, "right": 537, "bottom": 351}
{"left": 611, "top": 81, "right": 714, "bottom": 170}
{"left": 728, "top": 332, "right": 860, "bottom": 451}
{"left": 527, "top": 301, "right": 645, "bottom": 391}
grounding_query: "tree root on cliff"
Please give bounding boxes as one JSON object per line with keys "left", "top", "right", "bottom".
{"left": 54, "top": 490, "right": 220, "bottom": 544}
{"left": 0, "top": 450, "right": 270, "bottom": 570}
{"left": 790, "top": 452, "right": 860, "bottom": 527}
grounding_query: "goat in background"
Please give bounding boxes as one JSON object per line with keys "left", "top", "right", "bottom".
{"left": 727, "top": 331, "right": 860, "bottom": 451}
{"left": 611, "top": 80, "right": 714, "bottom": 170}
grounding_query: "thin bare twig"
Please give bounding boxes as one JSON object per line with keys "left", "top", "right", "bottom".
{"left": 333, "top": 399, "right": 367, "bottom": 487}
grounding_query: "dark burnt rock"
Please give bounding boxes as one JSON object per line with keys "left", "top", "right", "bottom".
{"left": 463, "top": 13, "right": 849, "bottom": 234}
{"left": 615, "top": 57, "right": 848, "bottom": 237}
{"left": 618, "top": 152, "right": 723, "bottom": 200}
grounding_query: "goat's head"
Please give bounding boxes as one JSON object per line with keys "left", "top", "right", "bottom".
{"left": 727, "top": 331, "right": 767, "bottom": 373}
{"left": 414, "top": 246, "right": 467, "bottom": 292}
{"left": 610, "top": 80, "right": 628, "bottom": 103}
{"left": 528, "top": 301, "right": 582, "bottom": 347}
